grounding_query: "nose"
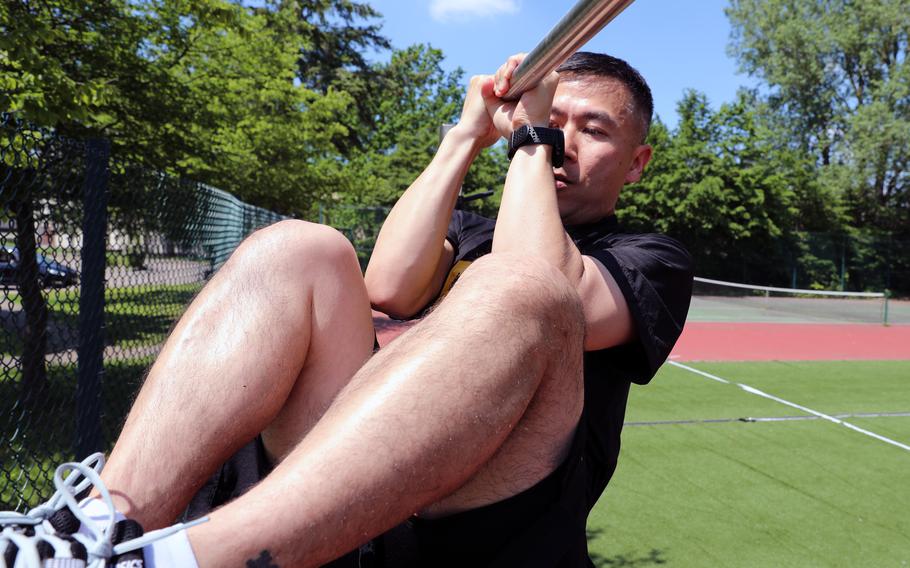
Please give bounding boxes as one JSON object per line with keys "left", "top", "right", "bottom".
{"left": 562, "top": 126, "right": 578, "bottom": 164}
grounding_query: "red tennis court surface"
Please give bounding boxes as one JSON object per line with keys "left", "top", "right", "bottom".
{"left": 373, "top": 311, "right": 415, "bottom": 347}
{"left": 374, "top": 312, "right": 910, "bottom": 362}
{"left": 671, "top": 322, "right": 910, "bottom": 361}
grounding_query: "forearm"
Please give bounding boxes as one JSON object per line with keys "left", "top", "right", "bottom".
{"left": 365, "top": 126, "right": 481, "bottom": 315}
{"left": 492, "top": 146, "right": 584, "bottom": 286}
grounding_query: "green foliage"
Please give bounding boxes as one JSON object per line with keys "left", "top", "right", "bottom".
{"left": 727, "top": 0, "right": 910, "bottom": 235}
{"left": 4, "top": 0, "right": 902, "bottom": 291}
{"left": 616, "top": 0, "right": 908, "bottom": 291}
{"left": 291, "top": 0, "right": 390, "bottom": 93}
{"left": 461, "top": 143, "right": 508, "bottom": 217}
{"left": 326, "top": 44, "right": 507, "bottom": 208}
{"left": 0, "top": 1, "right": 127, "bottom": 126}
{"left": 153, "top": 3, "right": 356, "bottom": 214}
{"left": 337, "top": 45, "right": 464, "bottom": 204}
{"left": 618, "top": 90, "right": 835, "bottom": 282}
{"left": 0, "top": 0, "right": 361, "bottom": 214}
{"left": 0, "top": 0, "right": 504, "bottom": 217}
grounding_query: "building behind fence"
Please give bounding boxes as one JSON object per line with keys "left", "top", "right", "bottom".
{"left": 0, "top": 116, "right": 284, "bottom": 510}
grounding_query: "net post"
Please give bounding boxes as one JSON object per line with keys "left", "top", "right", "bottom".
{"left": 839, "top": 234, "right": 847, "bottom": 291}
{"left": 883, "top": 289, "right": 890, "bottom": 326}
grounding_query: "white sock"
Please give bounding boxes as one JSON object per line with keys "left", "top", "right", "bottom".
{"left": 77, "top": 497, "right": 126, "bottom": 536}
{"left": 143, "top": 528, "right": 199, "bottom": 568}
{"left": 77, "top": 498, "right": 199, "bottom": 568}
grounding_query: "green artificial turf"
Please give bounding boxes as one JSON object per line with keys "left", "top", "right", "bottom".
{"left": 691, "top": 360, "right": 910, "bottom": 417}
{"left": 587, "top": 360, "right": 910, "bottom": 567}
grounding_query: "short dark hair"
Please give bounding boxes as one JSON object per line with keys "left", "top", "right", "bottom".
{"left": 556, "top": 52, "right": 653, "bottom": 142}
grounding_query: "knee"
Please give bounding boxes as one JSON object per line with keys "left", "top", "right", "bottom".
{"left": 228, "top": 220, "right": 359, "bottom": 280}
{"left": 453, "top": 254, "right": 584, "bottom": 341}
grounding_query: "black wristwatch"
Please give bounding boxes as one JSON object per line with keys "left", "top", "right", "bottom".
{"left": 507, "top": 125, "right": 565, "bottom": 168}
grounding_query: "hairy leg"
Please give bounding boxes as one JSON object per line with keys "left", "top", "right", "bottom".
{"left": 99, "top": 221, "right": 374, "bottom": 528}
{"left": 188, "top": 253, "right": 585, "bottom": 568}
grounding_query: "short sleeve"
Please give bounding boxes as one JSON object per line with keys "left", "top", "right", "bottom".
{"left": 445, "top": 210, "right": 496, "bottom": 264}
{"left": 585, "top": 234, "right": 693, "bottom": 384}
{"left": 445, "top": 210, "right": 465, "bottom": 257}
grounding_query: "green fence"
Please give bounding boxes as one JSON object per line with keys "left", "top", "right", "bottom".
{"left": 316, "top": 202, "right": 909, "bottom": 298}
{"left": 0, "top": 115, "right": 283, "bottom": 510}
{"left": 791, "top": 231, "right": 908, "bottom": 295}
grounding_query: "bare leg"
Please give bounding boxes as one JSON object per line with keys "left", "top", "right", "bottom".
{"left": 189, "top": 253, "right": 585, "bottom": 568}
{"left": 100, "top": 221, "right": 375, "bottom": 528}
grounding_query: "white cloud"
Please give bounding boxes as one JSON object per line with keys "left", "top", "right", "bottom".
{"left": 430, "top": 0, "right": 519, "bottom": 22}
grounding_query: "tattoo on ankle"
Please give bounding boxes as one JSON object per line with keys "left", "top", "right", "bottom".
{"left": 246, "top": 550, "right": 279, "bottom": 567}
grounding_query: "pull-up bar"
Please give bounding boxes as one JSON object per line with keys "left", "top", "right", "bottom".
{"left": 502, "top": 0, "right": 637, "bottom": 100}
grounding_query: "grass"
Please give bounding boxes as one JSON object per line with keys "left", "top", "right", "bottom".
{"left": 0, "top": 282, "right": 201, "bottom": 509}
{"left": 0, "top": 357, "right": 153, "bottom": 510}
{"left": 586, "top": 360, "right": 910, "bottom": 567}
{"left": 0, "top": 282, "right": 203, "bottom": 355}
{"left": 105, "top": 250, "right": 131, "bottom": 267}
{"left": 2, "top": 282, "right": 201, "bottom": 313}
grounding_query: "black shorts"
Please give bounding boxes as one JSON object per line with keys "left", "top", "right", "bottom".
{"left": 407, "top": 416, "right": 593, "bottom": 568}
{"left": 180, "top": 410, "right": 595, "bottom": 568}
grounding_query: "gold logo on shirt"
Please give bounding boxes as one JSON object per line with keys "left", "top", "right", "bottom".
{"left": 438, "top": 259, "right": 473, "bottom": 301}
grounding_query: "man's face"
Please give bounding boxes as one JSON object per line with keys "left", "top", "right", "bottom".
{"left": 548, "top": 76, "right": 652, "bottom": 225}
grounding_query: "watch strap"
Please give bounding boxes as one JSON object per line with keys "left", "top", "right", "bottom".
{"left": 507, "top": 125, "right": 565, "bottom": 168}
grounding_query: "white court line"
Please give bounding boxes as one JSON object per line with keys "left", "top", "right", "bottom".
{"left": 668, "top": 361, "right": 910, "bottom": 453}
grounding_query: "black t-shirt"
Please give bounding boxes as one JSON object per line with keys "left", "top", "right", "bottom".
{"left": 443, "top": 209, "right": 693, "bottom": 508}
{"left": 373, "top": 210, "right": 692, "bottom": 568}
{"left": 444, "top": 209, "right": 692, "bottom": 382}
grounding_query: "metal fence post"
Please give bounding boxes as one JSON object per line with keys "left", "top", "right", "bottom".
{"left": 76, "top": 139, "right": 110, "bottom": 458}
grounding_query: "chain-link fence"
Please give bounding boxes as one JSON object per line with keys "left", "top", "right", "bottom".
{"left": 316, "top": 204, "right": 390, "bottom": 270}
{"left": 791, "top": 231, "right": 909, "bottom": 295}
{"left": 317, "top": 202, "right": 910, "bottom": 298}
{"left": 0, "top": 115, "right": 284, "bottom": 510}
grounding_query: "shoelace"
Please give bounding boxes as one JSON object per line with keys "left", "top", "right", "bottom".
{"left": 0, "top": 453, "right": 207, "bottom": 567}
{"left": 0, "top": 453, "right": 106, "bottom": 529}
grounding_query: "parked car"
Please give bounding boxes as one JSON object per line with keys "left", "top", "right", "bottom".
{"left": 0, "top": 246, "right": 79, "bottom": 288}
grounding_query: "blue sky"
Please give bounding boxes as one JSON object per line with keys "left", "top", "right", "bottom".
{"left": 365, "top": 0, "right": 758, "bottom": 129}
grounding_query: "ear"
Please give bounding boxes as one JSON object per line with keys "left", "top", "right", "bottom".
{"left": 624, "top": 144, "right": 653, "bottom": 184}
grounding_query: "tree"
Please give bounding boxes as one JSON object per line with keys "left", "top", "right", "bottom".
{"left": 10, "top": 176, "right": 48, "bottom": 405}
{"left": 328, "top": 44, "right": 508, "bottom": 208}
{"left": 153, "top": 2, "right": 357, "bottom": 214}
{"left": 617, "top": 90, "right": 840, "bottom": 284}
{"left": 0, "top": 0, "right": 363, "bottom": 215}
{"left": 727, "top": 0, "right": 910, "bottom": 235}
{"left": 0, "top": 0, "right": 135, "bottom": 127}
{"left": 0, "top": 116, "right": 88, "bottom": 404}
{"left": 290, "top": 0, "right": 390, "bottom": 95}
{"left": 309, "top": 44, "right": 507, "bottom": 260}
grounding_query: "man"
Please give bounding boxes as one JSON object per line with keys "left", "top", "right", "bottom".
{"left": 1, "top": 52, "right": 692, "bottom": 567}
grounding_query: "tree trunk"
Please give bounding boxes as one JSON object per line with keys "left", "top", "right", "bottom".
{"left": 12, "top": 194, "right": 49, "bottom": 405}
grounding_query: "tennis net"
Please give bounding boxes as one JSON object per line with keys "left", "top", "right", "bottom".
{"left": 689, "top": 277, "right": 895, "bottom": 324}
